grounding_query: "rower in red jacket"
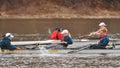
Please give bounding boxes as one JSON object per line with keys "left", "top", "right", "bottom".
{"left": 50, "top": 27, "right": 63, "bottom": 40}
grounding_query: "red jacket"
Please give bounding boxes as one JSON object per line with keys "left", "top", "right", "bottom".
{"left": 50, "top": 30, "right": 63, "bottom": 40}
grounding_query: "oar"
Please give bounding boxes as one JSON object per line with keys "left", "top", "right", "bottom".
{"left": 68, "top": 44, "right": 91, "bottom": 53}
{"left": 23, "top": 41, "right": 66, "bottom": 50}
{"left": 13, "top": 41, "right": 63, "bottom": 46}
{"left": 68, "top": 43, "right": 120, "bottom": 53}
{"left": 35, "top": 42, "right": 64, "bottom": 45}
{"left": 78, "top": 33, "right": 101, "bottom": 40}
{"left": 78, "top": 35, "right": 90, "bottom": 39}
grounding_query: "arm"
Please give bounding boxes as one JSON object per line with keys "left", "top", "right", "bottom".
{"left": 66, "top": 37, "right": 73, "bottom": 44}
{"left": 58, "top": 32, "right": 63, "bottom": 40}
{"left": 95, "top": 27, "right": 107, "bottom": 34}
{"left": 62, "top": 36, "right": 73, "bottom": 45}
{"left": 68, "top": 38, "right": 73, "bottom": 44}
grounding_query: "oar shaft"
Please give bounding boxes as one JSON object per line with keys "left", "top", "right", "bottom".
{"left": 15, "top": 42, "right": 63, "bottom": 46}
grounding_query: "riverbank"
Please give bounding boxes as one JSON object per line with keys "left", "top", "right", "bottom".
{"left": 0, "top": 14, "right": 120, "bottom": 19}
{"left": 0, "top": 0, "right": 120, "bottom": 19}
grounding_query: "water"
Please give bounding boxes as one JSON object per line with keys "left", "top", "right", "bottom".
{"left": 0, "top": 18, "right": 120, "bottom": 36}
{"left": 0, "top": 53, "right": 120, "bottom": 68}
{"left": 0, "top": 18, "right": 120, "bottom": 67}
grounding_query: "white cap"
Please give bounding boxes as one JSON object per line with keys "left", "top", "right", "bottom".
{"left": 99, "top": 22, "right": 106, "bottom": 26}
{"left": 5, "top": 33, "right": 14, "bottom": 38}
{"left": 61, "top": 29, "right": 69, "bottom": 34}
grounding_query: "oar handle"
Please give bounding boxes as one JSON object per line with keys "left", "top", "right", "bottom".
{"left": 35, "top": 42, "right": 64, "bottom": 45}
{"left": 79, "top": 35, "right": 91, "bottom": 39}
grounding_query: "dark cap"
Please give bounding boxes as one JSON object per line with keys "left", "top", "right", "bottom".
{"left": 56, "top": 27, "right": 62, "bottom": 32}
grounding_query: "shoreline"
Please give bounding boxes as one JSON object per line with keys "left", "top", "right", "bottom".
{"left": 0, "top": 14, "right": 120, "bottom": 19}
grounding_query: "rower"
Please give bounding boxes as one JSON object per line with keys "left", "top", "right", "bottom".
{"left": 61, "top": 29, "right": 73, "bottom": 48}
{"left": 45, "top": 29, "right": 73, "bottom": 49}
{"left": 0, "top": 33, "right": 17, "bottom": 50}
{"left": 50, "top": 27, "right": 63, "bottom": 40}
{"left": 90, "top": 29, "right": 109, "bottom": 49}
{"left": 89, "top": 22, "right": 108, "bottom": 39}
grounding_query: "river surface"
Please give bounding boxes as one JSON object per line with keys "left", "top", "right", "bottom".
{"left": 0, "top": 18, "right": 120, "bottom": 68}
{"left": 0, "top": 53, "right": 120, "bottom": 68}
{"left": 0, "top": 19, "right": 120, "bottom": 34}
